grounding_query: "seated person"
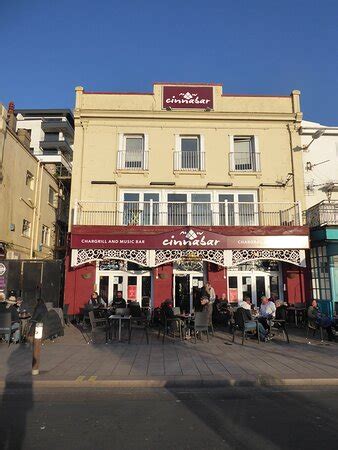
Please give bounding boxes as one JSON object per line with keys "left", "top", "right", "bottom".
{"left": 237, "top": 297, "right": 267, "bottom": 341}
{"left": 128, "top": 298, "right": 143, "bottom": 318}
{"left": 0, "top": 293, "right": 20, "bottom": 343}
{"left": 161, "top": 299, "right": 188, "bottom": 338}
{"left": 259, "top": 296, "right": 276, "bottom": 330}
{"left": 88, "top": 291, "right": 106, "bottom": 308}
{"left": 214, "top": 293, "right": 230, "bottom": 325}
{"left": 109, "top": 291, "right": 127, "bottom": 310}
{"left": 308, "top": 300, "right": 334, "bottom": 341}
{"left": 275, "top": 300, "right": 288, "bottom": 321}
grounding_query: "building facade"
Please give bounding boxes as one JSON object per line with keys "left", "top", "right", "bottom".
{"left": 0, "top": 103, "right": 61, "bottom": 261}
{"left": 302, "top": 120, "right": 338, "bottom": 316}
{"left": 65, "top": 83, "right": 310, "bottom": 315}
{"left": 15, "top": 109, "right": 74, "bottom": 258}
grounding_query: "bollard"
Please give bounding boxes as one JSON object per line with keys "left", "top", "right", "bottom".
{"left": 32, "top": 322, "right": 43, "bottom": 376}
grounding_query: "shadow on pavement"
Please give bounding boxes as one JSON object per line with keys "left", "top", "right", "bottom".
{"left": 0, "top": 344, "right": 33, "bottom": 450}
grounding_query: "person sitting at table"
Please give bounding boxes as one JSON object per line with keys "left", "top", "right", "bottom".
{"left": 161, "top": 299, "right": 188, "bottom": 339}
{"left": 259, "top": 296, "right": 276, "bottom": 330}
{"left": 109, "top": 291, "right": 127, "bottom": 310}
{"left": 237, "top": 296, "right": 267, "bottom": 341}
{"left": 0, "top": 293, "right": 20, "bottom": 343}
{"left": 275, "top": 300, "right": 288, "bottom": 320}
{"left": 308, "top": 300, "right": 334, "bottom": 341}
{"left": 88, "top": 291, "right": 105, "bottom": 308}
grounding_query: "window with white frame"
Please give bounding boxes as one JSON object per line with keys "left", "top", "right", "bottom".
{"left": 22, "top": 219, "right": 31, "bottom": 237}
{"left": 122, "top": 192, "right": 160, "bottom": 225}
{"left": 175, "top": 135, "right": 204, "bottom": 171}
{"left": 26, "top": 171, "right": 34, "bottom": 190}
{"left": 41, "top": 225, "right": 50, "bottom": 246}
{"left": 310, "top": 246, "right": 331, "bottom": 300}
{"left": 48, "top": 186, "right": 58, "bottom": 207}
{"left": 120, "top": 189, "right": 257, "bottom": 226}
{"left": 118, "top": 134, "right": 147, "bottom": 170}
{"left": 230, "top": 136, "right": 260, "bottom": 172}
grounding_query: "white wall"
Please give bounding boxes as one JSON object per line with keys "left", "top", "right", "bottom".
{"left": 16, "top": 116, "right": 43, "bottom": 155}
{"left": 301, "top": 120, "right": 338, "bottom": 209}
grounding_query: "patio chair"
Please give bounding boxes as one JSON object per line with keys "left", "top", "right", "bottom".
{"left": 128, "top": 307, "right": 149, "bottom": 344}
{"left": 63, "top": 304, "right": 70, "bottom": 326}
{"left": 191, "top": 311, "right": 209, "bottom": 344}
{"left": 0, "top": 312, "right": 14, "bottom": 347}
{"left": 207, "top": 303, "right": 215, "bottom": 337}
{"left": 271, "top": 305, "right": 290, "bottom": 343}
{"left": 306, "top": 321, "right": 324, "bottom": 341}
{"left": 88, "top": 311, "right": 108, "bottom": 343}
{"left": 232, "top": 307, "right": 260, "bottom": 345}
{"left": 157, "top": 309, "right": 183, "bottom": 343}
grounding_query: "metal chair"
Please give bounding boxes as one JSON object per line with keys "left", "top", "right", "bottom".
{"left": 0, "top": 312, "right": 13, "bottom": 346}
{"left": 306, "top": 322, "right": 324, "bottom": 341}
{"left": 157, "top": 309, "right": 183, "bottom": 343}
{"left": 232, "top": 308, "right": 260, "bottom": 345}
{"left": 63, "top": 304, "right": 70, "bottom": 326}
{"left": 88, "top": 311, "right": 108, "bottom": 343}
{"left": 191, "top": 311, "right": 209, "bottom": 343}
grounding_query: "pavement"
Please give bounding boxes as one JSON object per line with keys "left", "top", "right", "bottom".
{"left": 1, "top": 386, "right": 338, "bottom": 449}
{"left": 0, "top": 323, "right": 338, "bottom": 387}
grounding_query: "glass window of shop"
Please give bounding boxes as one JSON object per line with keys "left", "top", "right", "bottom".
{"left": 310, "top": 246, "right": 331, "bottom": 300}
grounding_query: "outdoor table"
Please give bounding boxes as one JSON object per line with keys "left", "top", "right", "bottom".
{"left": 287, "top": 306, "right": 306, "bottom": 326}
{"left": 108, "top": 314, "right": 131, "bottom": 342}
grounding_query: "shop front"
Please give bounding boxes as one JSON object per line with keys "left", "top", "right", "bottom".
{"left": 64, "top": 225, "right": 310, "bottom": 315}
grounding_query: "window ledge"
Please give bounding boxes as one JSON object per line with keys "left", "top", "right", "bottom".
{"left": 174, "top": 170, "right": 206, "bottom": 175}
{"left": 228, "top": 171, "right": 262, "bottom": 178}
{"left": 116, "top": 169, "right": 148, "bottom": 174}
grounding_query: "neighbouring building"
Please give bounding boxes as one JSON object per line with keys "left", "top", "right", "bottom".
{"left": 64, "top": 83, "right": 310, "bottom": 315}
{"left": 15, "top": 108, "right": 75, "bottom": 258}
{"left": 301, "top": 120, "right": 338, "bottom": 316}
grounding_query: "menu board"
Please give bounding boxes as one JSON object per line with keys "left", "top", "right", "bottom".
{"left": 127, "top": 285, "right": 137, "bottom": 300}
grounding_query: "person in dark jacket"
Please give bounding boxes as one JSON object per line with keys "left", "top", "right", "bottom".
{"left": 109, "top": 291, "right": 127, "bottom": 310}
{"left": 30, "top": 298, "right": 63, "bottom": 340}
{"left": 0, "top": 293, "right": 20, "bottom": 342}
{"left": 88, "top": 291, "right": 106, "bottom": 308}
{"left": 308, "top": 300, "right": 334, "bottom": 341}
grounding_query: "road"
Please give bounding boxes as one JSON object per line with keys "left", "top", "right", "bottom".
{"left": 0, "top": 386, "right": 337, "bottom": 449}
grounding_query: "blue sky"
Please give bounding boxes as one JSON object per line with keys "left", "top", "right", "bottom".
{"left": 1, "top": 0, "right": 337, "bottom": 124}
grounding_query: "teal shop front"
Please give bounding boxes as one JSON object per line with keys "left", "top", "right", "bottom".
{"left": 309, "top": 227, "right": 338, "bottom": 317}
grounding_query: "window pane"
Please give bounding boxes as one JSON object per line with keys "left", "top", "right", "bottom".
{"left": 143, "top": 193, "right": 159, "bottom": 225}
{"left": 123, "top": 193, "right": 140, "bottom": 225}
{"left": 234, "top": 138, "right": 252, "bottom": 153}
{"left": 168, "top": 194, "right": 187, "bottom": 225}
{"left": 181, "top": 138, "right": 199, "bottom": 152}
{"left": 219, "top": 194, "right": 234, "bottom": 225}
{"left": 126, "top": 137, "right": 143, "bottom": 151}
{"left": 238, "top": 194, "right": 255, "bottom": 225}
{"left": 192, "top": 194, "right": 212, "bottom": 225}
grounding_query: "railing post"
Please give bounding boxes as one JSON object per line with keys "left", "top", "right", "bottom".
{"left": 149, "top": 199, "right": 153, "bottom": 226}
{"left": 224, "top": 200, "right": 228, "bottom": 226}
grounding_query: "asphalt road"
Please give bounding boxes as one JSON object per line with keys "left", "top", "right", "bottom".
{"left": 0, "top": 386, "right": 338, "bottom": 450}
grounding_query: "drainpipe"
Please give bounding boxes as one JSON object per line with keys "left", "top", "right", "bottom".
{"left": 0, "top": 106, "right": 7, "bottom": 183}
{"left": 30, "top": 162, "right": 42, "bottom": 258}
{"left": 34, "top": 164, "right": 44, "bottom": 257}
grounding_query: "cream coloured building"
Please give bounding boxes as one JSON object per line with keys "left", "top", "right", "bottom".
{"left": 0, "top": 103, "right": 61, "bottom": 260}
{"left": 65, "top": 83, "right": 310, "bottom": 315}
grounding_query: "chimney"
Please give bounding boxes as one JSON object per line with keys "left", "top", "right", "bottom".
{"left": 17, "top": 129, "right": 32, "bottom": 150}
{"left": 6, "top": 101, "right": 17, "bottom": 131}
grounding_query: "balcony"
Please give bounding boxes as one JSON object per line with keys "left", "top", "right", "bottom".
{"left": 41, "top": 118, "right": 74, "bottom": 137}
{"left": 38, "top": 150, "right": 72, "bottom": 172}
{"left": 117, "top": 150, "right": 149, "bottom": 170}
{"left": 305, "top": 201, "right": 338, "bottom": 227}
{"left": 174, "top": 151, "right": 205, "bottom": 171}
{"left": 229, "top": 152, "right": 261, "bottom": 172}
{"left": 73, "top": 201, "right": 301, "bottom": 227}
{"left": 40, "top": 139, "right": 73, "bottom": 156}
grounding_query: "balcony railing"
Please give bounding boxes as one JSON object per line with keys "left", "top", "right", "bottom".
{"left": 74, "top": 201, "right": 301, "bottom": 227}
{"left": 174, "top": 151, "right": 205, "bottom": 171}
{"left": 229, "top": 152, "right": 261, "bottom": 172}
{"left": 117, "top": 150, "right": 149, "bottom": 170}
{"left": 305, "top": 200, "right": 338, "bottom": 227}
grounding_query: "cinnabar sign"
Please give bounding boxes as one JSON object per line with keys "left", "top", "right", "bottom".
{"left": 162, "top": 86, "right": 213, "bottom": 109}
{"left": 71, "top": 228, "right": 309, "bottom": 250}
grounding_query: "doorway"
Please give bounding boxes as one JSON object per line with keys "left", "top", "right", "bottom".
{"left": 228, "top": 269, "right": 282, "bottom": 306}
{"left": 173, "top": 272, "right": 204, "bottom": 312}
{"left": 97, "top": 271, "right": 152, "bottom": 306}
